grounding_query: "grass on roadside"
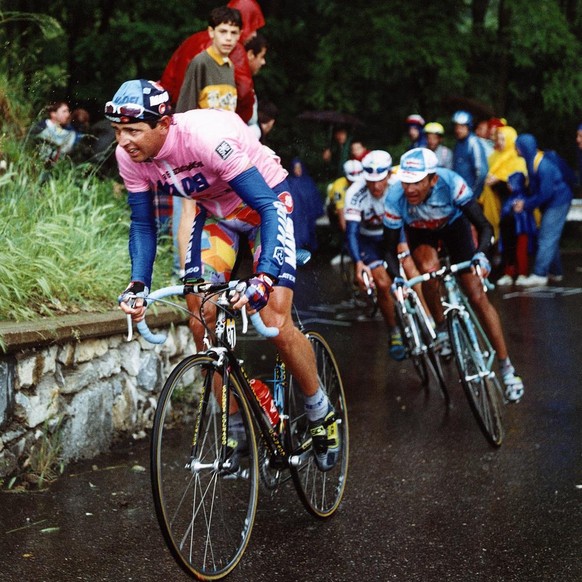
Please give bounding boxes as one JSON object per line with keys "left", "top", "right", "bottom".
{"left": 0, "top": 143, "right": 173, "bottom": 322}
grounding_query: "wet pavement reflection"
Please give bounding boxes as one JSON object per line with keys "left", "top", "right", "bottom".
{"left": 1, "top": 252, "right": 581, "bottom": 581}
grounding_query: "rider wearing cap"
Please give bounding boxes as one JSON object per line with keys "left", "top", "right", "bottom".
{"left": 107, "top": 79, "right": 341, "bottom": 471}
{"left": 383, "top": 148, "right": 525, "bottom": 402}
{"left": 344, "top": 150, "right": 404, "bottom": 360}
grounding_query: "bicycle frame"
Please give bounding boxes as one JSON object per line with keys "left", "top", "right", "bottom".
{"left": 195, "top": 287, "right": 317, "bottom": 473}
{"left": 440, "top": 272, "right": 497, "bottom": 374}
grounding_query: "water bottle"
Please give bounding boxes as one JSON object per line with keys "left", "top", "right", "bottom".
{"left": 250, "top": 378, "right": 280, "bottom": 427}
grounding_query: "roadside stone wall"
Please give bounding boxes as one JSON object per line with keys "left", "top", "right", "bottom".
{"left": 0, "top": 312, "right": 194, "bottom": 483}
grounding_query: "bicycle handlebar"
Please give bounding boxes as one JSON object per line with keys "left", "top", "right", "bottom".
{"left": 126, "top": 281, "right": 279, "bottom": 345}
{"left": 397, "top": 260, "right": 494, "bottom": 291}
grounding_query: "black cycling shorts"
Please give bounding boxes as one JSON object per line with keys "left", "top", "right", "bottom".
{"left": 405, "top": 216, "right": 475, "bottom": 264}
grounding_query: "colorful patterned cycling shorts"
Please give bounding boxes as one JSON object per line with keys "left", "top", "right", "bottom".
{"left": 186, "top": 182, "right": 297, "bottom": 290}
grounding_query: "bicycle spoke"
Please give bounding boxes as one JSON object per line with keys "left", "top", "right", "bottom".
{"left": 449, "top": 314, "right": 504, "bottom": 446}
{"left": 151, "top": 355, "right": 259, "bottom": 579}
{"left": 286, "top": 332, "right": 349, "bottom": 518}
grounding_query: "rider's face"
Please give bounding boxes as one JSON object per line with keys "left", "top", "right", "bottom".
{"left": 111, "top": 118, "right": 170, "bottom": 162}
{"left": 402, "top": 174, "right": 438, "bottom": 205}
{"left": 366, "top": 176, "right": 389, "bottom": 198}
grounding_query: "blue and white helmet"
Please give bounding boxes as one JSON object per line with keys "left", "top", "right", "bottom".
{"left": 452, "top": 110, "right": 473, "bottom": 127}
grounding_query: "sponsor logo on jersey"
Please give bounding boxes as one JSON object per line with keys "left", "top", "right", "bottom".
{"left": 273, "top": 246, "right": 285, "bottom": 266}
{"left": 278, "top": 191, "right": 294, "bottom": 214}
{"left": 215, "top": 141, "right": 234, "bottom": 160}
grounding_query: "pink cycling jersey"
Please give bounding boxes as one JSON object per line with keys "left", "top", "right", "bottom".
{"left": 116, "top": 108, "right": 288, "bottom": 216}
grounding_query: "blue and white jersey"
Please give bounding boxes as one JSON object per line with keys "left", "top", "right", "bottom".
{"left": 384, "top": 167, "right": 474, "bottom": 231}
{"left": 452, "top": 133, "right": 488, "bottom": 197}
{"left": 344, "top": 180, "right": 390, "bottom": 237}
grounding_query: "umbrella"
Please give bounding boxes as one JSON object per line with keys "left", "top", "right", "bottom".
{"left": 442, "top": 95, "right": 496, "bottom": 121}
{"left": 297, "top": 110, "right": 364, "bottom": 127}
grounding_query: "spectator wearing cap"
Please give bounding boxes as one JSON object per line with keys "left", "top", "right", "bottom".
{"left": 424, "top": 122, "right": 453, "bottom": 169}
{"left": 452, "top": 110, "right": 489, "bottom": 198}
{"left": 405, "top": 114, "right": 428, "bottom": 150}
{"left": 383, "top": 147, "right": 524, "bottom": 402}
{"left": 343, "top": 150, "right": 405, "bottom": 360}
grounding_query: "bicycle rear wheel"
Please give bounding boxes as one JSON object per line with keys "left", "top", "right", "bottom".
{"left": 151, "top": 354, "right": 259, "bottom": 580}
{"left": 286, "top": 331, "right": 349, "bottom": 518}
{"left": 448, "top": 313, "right": 504, "bottom": 446}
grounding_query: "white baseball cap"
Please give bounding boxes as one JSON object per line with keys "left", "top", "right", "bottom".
{"left": 397, "top": 148, "right": 438, "bottom": 183}
{"left": 361, "top": 150, "right": 392, "bottom": 182}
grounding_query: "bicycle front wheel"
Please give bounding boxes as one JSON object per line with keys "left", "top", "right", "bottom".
{"left": 286, "top": 331, "right": 349, "bottom": 518}
{"left": 413, "top": 307, "right": 450, "bottom": 404}
{"left": 395, "top": 302, "right": 429, "bottom": 386}
{"left": 448, "top": 313, "right": 504, "bottom": 447}
{"left": 151, "top": 354, "right": 259, "bottom": 580}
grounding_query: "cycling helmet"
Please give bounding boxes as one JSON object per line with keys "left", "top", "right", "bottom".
{"left": 343, "top": 159, "right": 364, "bottom": 182}
{"left": 452, "top": 110, "right": 473, "bottom": 127}
{"left": 424, "top": 122, "right": 445, "bottom": 135}
{"left": 406, "top": 114, "right": 425, "bottom": 127}
{"left": 105, "top": 79, "right": 172, "bottom": 123}
{"left": 361, "top": 150, "right": 392, "bottom": 182}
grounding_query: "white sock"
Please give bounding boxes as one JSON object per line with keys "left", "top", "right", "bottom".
{"left": 304, "top": 387, "right": 329, "bottom": 421}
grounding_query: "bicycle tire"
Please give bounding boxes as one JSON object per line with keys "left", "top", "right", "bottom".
{"left": 286, "top": 331, "right": 349, "bottom": 518}
{"left": 447, "top": 313, "right": 504, "bottom": 446}
{"left": 395, "top": 302, "right": 430, "bottom": 386}
{"left": 151, "top": 354, "right": 259, "bottom": 580}
{"left": 412, "top": 306, "right": 450, "bottom": 405}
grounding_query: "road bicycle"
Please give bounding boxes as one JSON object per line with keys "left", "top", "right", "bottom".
{"left": 390, "top": 254, "right": 449, "bottom": 404}
{"left": 127, "top": 272, "right": 349, "bottom": 579}
{"left": 405, "top": 259, "right": 505, "bottom": 447}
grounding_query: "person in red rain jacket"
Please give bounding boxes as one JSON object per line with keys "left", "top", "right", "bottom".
{"left": 160, "top": 0, "right": 265, "bottom": 123}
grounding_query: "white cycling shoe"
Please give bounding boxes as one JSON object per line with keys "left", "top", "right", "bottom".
{"left": 503, "top": 371, "right": 524, "bottom": 403}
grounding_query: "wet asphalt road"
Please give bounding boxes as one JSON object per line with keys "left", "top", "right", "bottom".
{"left": 1, "top": 252, "right": 581, "bottom": 582}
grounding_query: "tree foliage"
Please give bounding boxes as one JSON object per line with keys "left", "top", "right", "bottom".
{"left": 1, "top": 0, "right": 581, "bottom": 169}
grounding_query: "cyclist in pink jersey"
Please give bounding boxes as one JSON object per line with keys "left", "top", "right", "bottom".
{"left": 107, "top": 79, "right": 340, "bottom": 471}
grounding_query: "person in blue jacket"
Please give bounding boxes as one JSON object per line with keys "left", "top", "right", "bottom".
{"left": 288, "top": 157, "right": 324, "bottom": 251}
{"left": 451, "top": 110, "right": 488, "bottom": 198}
{"left": 514, "top": 133, "right": 574, "bottom": 286}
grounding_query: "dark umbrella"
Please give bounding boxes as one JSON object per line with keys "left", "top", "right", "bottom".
{"left": 297, "top": 110, "right": 364, "bottom": 127}
{"left": 442, "top": 95, "right": 496, "bottom": 121}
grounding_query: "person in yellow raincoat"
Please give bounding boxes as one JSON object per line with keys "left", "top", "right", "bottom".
{"left": 479, "top": 125, "right": 527, "bottom": 241}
